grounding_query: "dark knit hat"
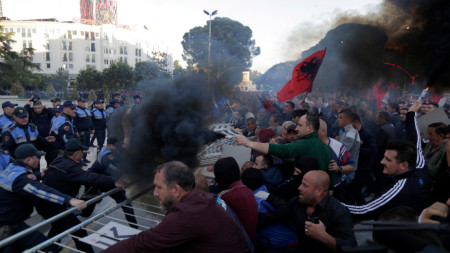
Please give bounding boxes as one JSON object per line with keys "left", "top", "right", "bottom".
{"left": 213, "top": 157, "right": 240, "bottom": 191}
{"left": 241, "top": 168, "right": 264, "bottom": 191}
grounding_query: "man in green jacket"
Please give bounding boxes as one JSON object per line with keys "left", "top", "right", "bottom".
{"left": 236, "top": 112, "right": 335, "bottom": 187}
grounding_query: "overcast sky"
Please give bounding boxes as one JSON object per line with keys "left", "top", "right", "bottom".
{"left": 2, "top": 0, "right": 382, "bottom": 72}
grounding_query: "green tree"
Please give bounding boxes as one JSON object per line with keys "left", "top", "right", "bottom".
{"left": 49, "top": 68, "right": 69, "bottom": 92}
{"left": 46, "top": 83, "right": 57, "bottom": 99}
{"left": 173, "top": 60, "right": 186, "bottom": 78}
{"left": 182, "top": 17, "right": 260, "bottom": 93}
{"left": 134, "top": 61, "right": 170, "bottom": 82}
{"left": 69, "top": 83, "right": 80, "bottom": 100}
{"left": 10, "top": 81, "right": 24, "bottom": 96}
{"left": 102, "top": 62, "right": 134, "bottom": 90}
{"left": 76, "top": 66, "right": 101, "bottom": 91}
{"left": 88, "top": 89, "right": 97, "bottom": 102}
{"left": 0, "top": 26, "right": 42, "bottom": 90}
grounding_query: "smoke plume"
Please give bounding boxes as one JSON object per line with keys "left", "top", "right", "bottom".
{"left": 108, "top": 74, "right": 217, "bottom": 179}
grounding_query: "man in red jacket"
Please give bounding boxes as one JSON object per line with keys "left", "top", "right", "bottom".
{"left": 103, "top": 161, "right": 250, "bottom": 253}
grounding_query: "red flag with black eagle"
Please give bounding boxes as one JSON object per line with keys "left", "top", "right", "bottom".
{"left": 277, "top": 48, "right": 326, "bottom": 102}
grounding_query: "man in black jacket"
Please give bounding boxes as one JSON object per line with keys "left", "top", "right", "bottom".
{"left": 36, "top": 138, "right": 124, "bottom": 253}
{"left": 258, "top": 170, "right": 356, "bottom": 253}
{"left": 0, "top": 144, "right": 86, "bottom": 252}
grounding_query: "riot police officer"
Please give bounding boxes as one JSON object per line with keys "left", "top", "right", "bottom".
{"left": 0, "top": 101, "right": 18, "bottom": 133}
{"left": 74, "top": 98, "right": 93, "bottom": 163}
{"left": 0, "top": 144, "right": 86, "bottom": 252}
{"left": 1, "top": 107, "right": 55, "bottom": 158}
{"left": 84, "top": 136, "right": 138, "bottom": 228}
{"left": 91, "top": 100, "right": 107, "bottom": 151}
{"left": 50, "top": 101, "right": 78, "bottom": 156}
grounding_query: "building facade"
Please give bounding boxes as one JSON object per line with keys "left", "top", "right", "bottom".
{"left": 235, "top": 71, "right": 258, "bottom": 92}
{"left": 0, "top": 18, "right": 173, "bottom": 80}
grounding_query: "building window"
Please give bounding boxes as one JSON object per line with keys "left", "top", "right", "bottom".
{"left": 62, "top": 53, "right": 68, "bottom": 62}
{"left": 45, "top": 42, "right": 50, "bottom": 50}
{"left": 17, "top": 28, "right": 20, "bottom": 33}
{"left": 85, "top": 31, "right": 89, "bottom": 40}
{"left": 69, "top": 64, "right": 73, "bottom": 69}
{"left": 139, "top": 49, "right": 142, "bottom": 57}
{"left": 69, "top": 53, "right": 73, "bottom": 62}
{"left": 62, "top": 41, "right": 67, "bottom": 50}
{"left": 86, "top": 54, "right": 90, "bottom": 62}
{"left": 91, "top": 43, "right": 95, "bottom": 52}
{"left": 119, "top": 57, "right": 123, "bottom": 62}
{"left": 73, "top": 30, "right": 77, "bottom": 35}
{"left": 90, "top": 32, "right": 95, "bottom": 41}
{"left": 46, "top": 63, "right": 51, "bottom": 69}
{"left": 91, "top": 54, "right": 95, "bottom": 63}
{"left": 21, "top": 28, "right": 25, "bottom": 37}
{"left": 32, "top": 28, "right": 36, "bottom": 33}
{"left": 85, "top": 45, "right": 90, "bottom": 52}
{"left": 104, "top": 59, "right": 108, "bottom": 65}
{"left": 28, "top": 41, "right": 32, "bottom": 48}
{"left": 46, "top": 52, "right": 50, "bottom": 61}
{"left": 68, "top": 30, "right": 72, "bottom": 39}
{"left": 124, "top": 57, "right": 127, "bottom": 63}
{"left": 69, "top": 41, "right": 72, "bottom": 51}
{"left": 120, "top": 46, "right": 123, "bottom": 54}
{"left": 27, "top": 29, "right": 31, "bottom": 37}
{"left": 124, "top": 46, "right": 128, "bottom": 55}
{"left": 44, "top": 33, "right": 49, "bottom": 38}
{"left": 104, "top": 48, "right": 108, "bottom": 54}
{"left": 95, "top": 32, "right": 99, "bottom": 37}
{"left": 22, "top": 41, "right": 26, "bottom": 49}
{"left": 81, "top": 31, "right": 84, "bottom": 36}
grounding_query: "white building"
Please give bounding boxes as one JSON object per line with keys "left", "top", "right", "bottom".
{"left": 235, "top": 71, "right": 258, "bottom": 92}
{"left": 0, "top": 18, "right": 173, "bottom": 80}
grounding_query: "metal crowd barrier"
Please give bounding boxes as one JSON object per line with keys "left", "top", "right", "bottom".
{"left": 1, "top": 184, "right": 165, "bottom": 252}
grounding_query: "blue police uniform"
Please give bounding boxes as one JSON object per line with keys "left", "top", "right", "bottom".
{"left": 105, "top": 107, "right": 115, "bottom": 118}
{"left": 91, "top": 108, "right": 107, "bottom": 150}
{"left": 36, "top": 155, "right": 116, "bottom": 253}
{"left": 85, "top": 146, "right": 138, "bottom": 228}
{"left": 50, "top": 113, "right": 77, "bottom": 150}
{"left": 0, "top": 161, "right": 73, "bottom": 252}
{"left": 1, "top": 123, "right": 41, "bottom": 157}
{"left": 74, "top": 106, "right": 93, "bottom": 150}
{"left": 0, "top": 114, "right": 14, "bottom": 133}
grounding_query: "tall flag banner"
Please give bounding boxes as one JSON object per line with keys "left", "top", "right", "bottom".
{"left": 277, "top": 48, "right": 327, "bottom": 102}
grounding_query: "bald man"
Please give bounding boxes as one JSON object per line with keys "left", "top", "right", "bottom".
{"left": 257, "top": 170, "right": 356, "bottom": 252}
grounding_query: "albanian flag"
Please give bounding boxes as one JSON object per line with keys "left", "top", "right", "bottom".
{"left": 277, "top": 48, "right": 326, "bottom": 102}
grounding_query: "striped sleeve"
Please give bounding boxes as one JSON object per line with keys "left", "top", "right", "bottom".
{"left": 342, "top": 178, "right": 407, "bottom": 215}
{"left": 412, "top": 112, "right": 425, "bottom": 168}
{"left": 23, "top": 183, "right": 67, "bottom": 205}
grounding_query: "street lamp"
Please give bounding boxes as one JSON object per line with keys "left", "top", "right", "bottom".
{"left": 203, "top": 10, "right": 217, "bottom": 101}
{"left": 203, "top": 10, "right": 217, "bottom": 67}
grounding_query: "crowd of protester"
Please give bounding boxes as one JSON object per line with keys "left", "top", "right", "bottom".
{"left": 1, "top": 88, "right": 450, "bottom": 252}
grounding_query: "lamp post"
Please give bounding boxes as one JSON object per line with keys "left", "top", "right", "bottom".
{"left": 203, "top": 10, "right": 217, "bottom": 68}
{"left": 203, "top": 10, "right": 217, "bottom": 101}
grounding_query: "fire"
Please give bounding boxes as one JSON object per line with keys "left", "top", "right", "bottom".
{"left": 426, "top": 86, "right": 429, "bottom": 91}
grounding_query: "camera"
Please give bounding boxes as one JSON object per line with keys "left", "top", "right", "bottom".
{"left": 307, "top": 217, "right": 320, "bottom": 224}
{"left": 30, "top": 95, "right": 40, "bottom": 103}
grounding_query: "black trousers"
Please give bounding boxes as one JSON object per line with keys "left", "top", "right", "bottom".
{"left": 78, "top": 130, "right": 91, "bottom": 158}
{"left": 36, "top": 203, "right": 94, "bottom": 253}
{"left": 92, "top": 129, "right": 106, "bottom": 150}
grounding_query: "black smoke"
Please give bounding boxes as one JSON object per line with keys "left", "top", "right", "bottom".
{"left": 263, "top": 0, "right": 450, "bottom": 94}
{"left": 108, "top": 74, "right": 218, "bottom": 179}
